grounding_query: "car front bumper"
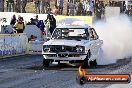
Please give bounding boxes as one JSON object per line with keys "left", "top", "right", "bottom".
{"left": 42, "top": 52, "right": 87, "bottom": 61}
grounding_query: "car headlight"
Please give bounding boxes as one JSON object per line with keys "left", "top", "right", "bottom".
{"left": 43, "top": 46, "right": 50, "bottom": 52}
{"left": 44, "top": 48, "right": 50, "bottom": 52}
{"left": 76, "top": 46, "right": 84, "bottom": 53}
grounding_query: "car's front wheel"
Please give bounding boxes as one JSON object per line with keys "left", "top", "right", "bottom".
{"left": 89, "top": 59, "right": 97, "bottom": 68}
{"left": 43, "top": 59, "right": 50, "bottom": 67}
{"left": 82, "top": 50, "right": 97, "bottom": 68}
{"left": 82, "top": 50, "right": 91, "bottom": 68}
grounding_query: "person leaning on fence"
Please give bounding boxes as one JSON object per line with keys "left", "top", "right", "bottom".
{"left": 13, "top": 17, "right": 25, "bottom": 33}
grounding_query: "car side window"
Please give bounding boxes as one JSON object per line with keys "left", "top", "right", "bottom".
{"left": 52, "top": 29, "right": 62, "bottom": 39}
{"left": 89, "top": 28, "right": 99, "bottom": 40}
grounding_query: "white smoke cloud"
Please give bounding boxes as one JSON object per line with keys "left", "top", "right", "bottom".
{"left": 94, "top": 15, "right": 132, "bottom": 65}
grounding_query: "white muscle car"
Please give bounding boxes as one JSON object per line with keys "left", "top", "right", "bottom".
{"left": 42, "top": 25, "right": 103, "bottom": 67}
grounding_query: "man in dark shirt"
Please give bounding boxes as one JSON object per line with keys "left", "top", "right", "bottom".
{"left": 49, "top": 15, "right": 56, "bottom": 35}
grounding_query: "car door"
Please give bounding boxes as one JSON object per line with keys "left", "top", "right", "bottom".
{"left": 89, "top": 28, "right": 103, "bottom": 60}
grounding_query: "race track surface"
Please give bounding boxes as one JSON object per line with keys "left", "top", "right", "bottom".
{"left": 0, "top": 55, "right": 131, "bottom": 88}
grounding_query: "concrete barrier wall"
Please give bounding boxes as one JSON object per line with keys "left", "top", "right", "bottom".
{"left": 0, "top": 12, "right": 94, "bottom": 57}
{"left": 0, "top": 33, "right": 28, "bottom": 58}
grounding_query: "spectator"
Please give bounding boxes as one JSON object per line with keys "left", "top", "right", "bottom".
{"left": 83, "top": 0, "right": 93, "bottom": 16}
{"left": 51, "top": 5, "right": 59, "bottom": 15}
{"left": 33, "top": 15, "right": 39, "bottom": 26}
{"left": 75, "top": 1, "right": 83, "bottom": 16}
{"left": 13, "top": 17, "right": 25, "bottom": 33}
{"left": 26, "top": 18, "right": 36, "bottom": 25}
{"left": 28, "top": 35, "right": 37, "bottom": 41}
{"left": 21, "top": 0, "right": 28, "bottom": 13}
{"left": 10, "top": 14, "right": 16, "bottom": 25}
{"left": 0, "top": 0, "right": 4, "bottom": 12}
{"left": 100, "top": 1, "right": 105, "bottom": 17}
{"left": 67, "top": 0, "right": 75, "bottom": 16}
{"left": 42, "top": 0, "right": 50, "bottom": 13}
{"left": 15, "top": 0, "right": 21, "bottom": 12}
{"left": 46, "top": 3, "right": 52, "bottom": 14}
{"left": 95, "top": 2, "right": 102, "bottom": 20}
{"left": 56, "top": 0, "right": 64, "bottom": 14}
{"left": 34, "top": 0, "right": 41, "bottom": 13}
{"left": 7, "top": 0, "right": 14, "bottom": 12}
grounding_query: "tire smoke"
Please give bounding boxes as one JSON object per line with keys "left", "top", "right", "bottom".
{"left": 94, "top": 15, "right": 132, "bottom": 65}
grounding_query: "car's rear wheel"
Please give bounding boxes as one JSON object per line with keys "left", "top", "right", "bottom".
{"left": 43, "top": 59, "right": 50, "bottom": 67}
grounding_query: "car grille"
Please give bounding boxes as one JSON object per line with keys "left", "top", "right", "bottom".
{"left": 47, "top": 54, "right": 80, "bottom": 57}
{"left": 43, "top": 45, "right": 76, "bottom": 52}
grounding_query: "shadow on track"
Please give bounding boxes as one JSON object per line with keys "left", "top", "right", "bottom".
{"left": 25, "top": 63, "right": 79, "bottom": 71}
{"left": 21, "top": 58, "right": 132, "bottom": 71}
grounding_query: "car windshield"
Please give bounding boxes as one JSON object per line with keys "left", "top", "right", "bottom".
{"left": 51, "top": 28, "right": 89, "bottom": 40}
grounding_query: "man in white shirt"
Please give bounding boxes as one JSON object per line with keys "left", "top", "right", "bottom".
{"left": 83, "top": 0, "right": 93, "bottom": 16}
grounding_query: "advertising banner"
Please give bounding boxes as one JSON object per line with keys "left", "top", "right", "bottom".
{"left": 55, "top": 16, "right": 93, "bottom": 26}
{"left": 0, "top": 34, "right": 28, "bottom": 58}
